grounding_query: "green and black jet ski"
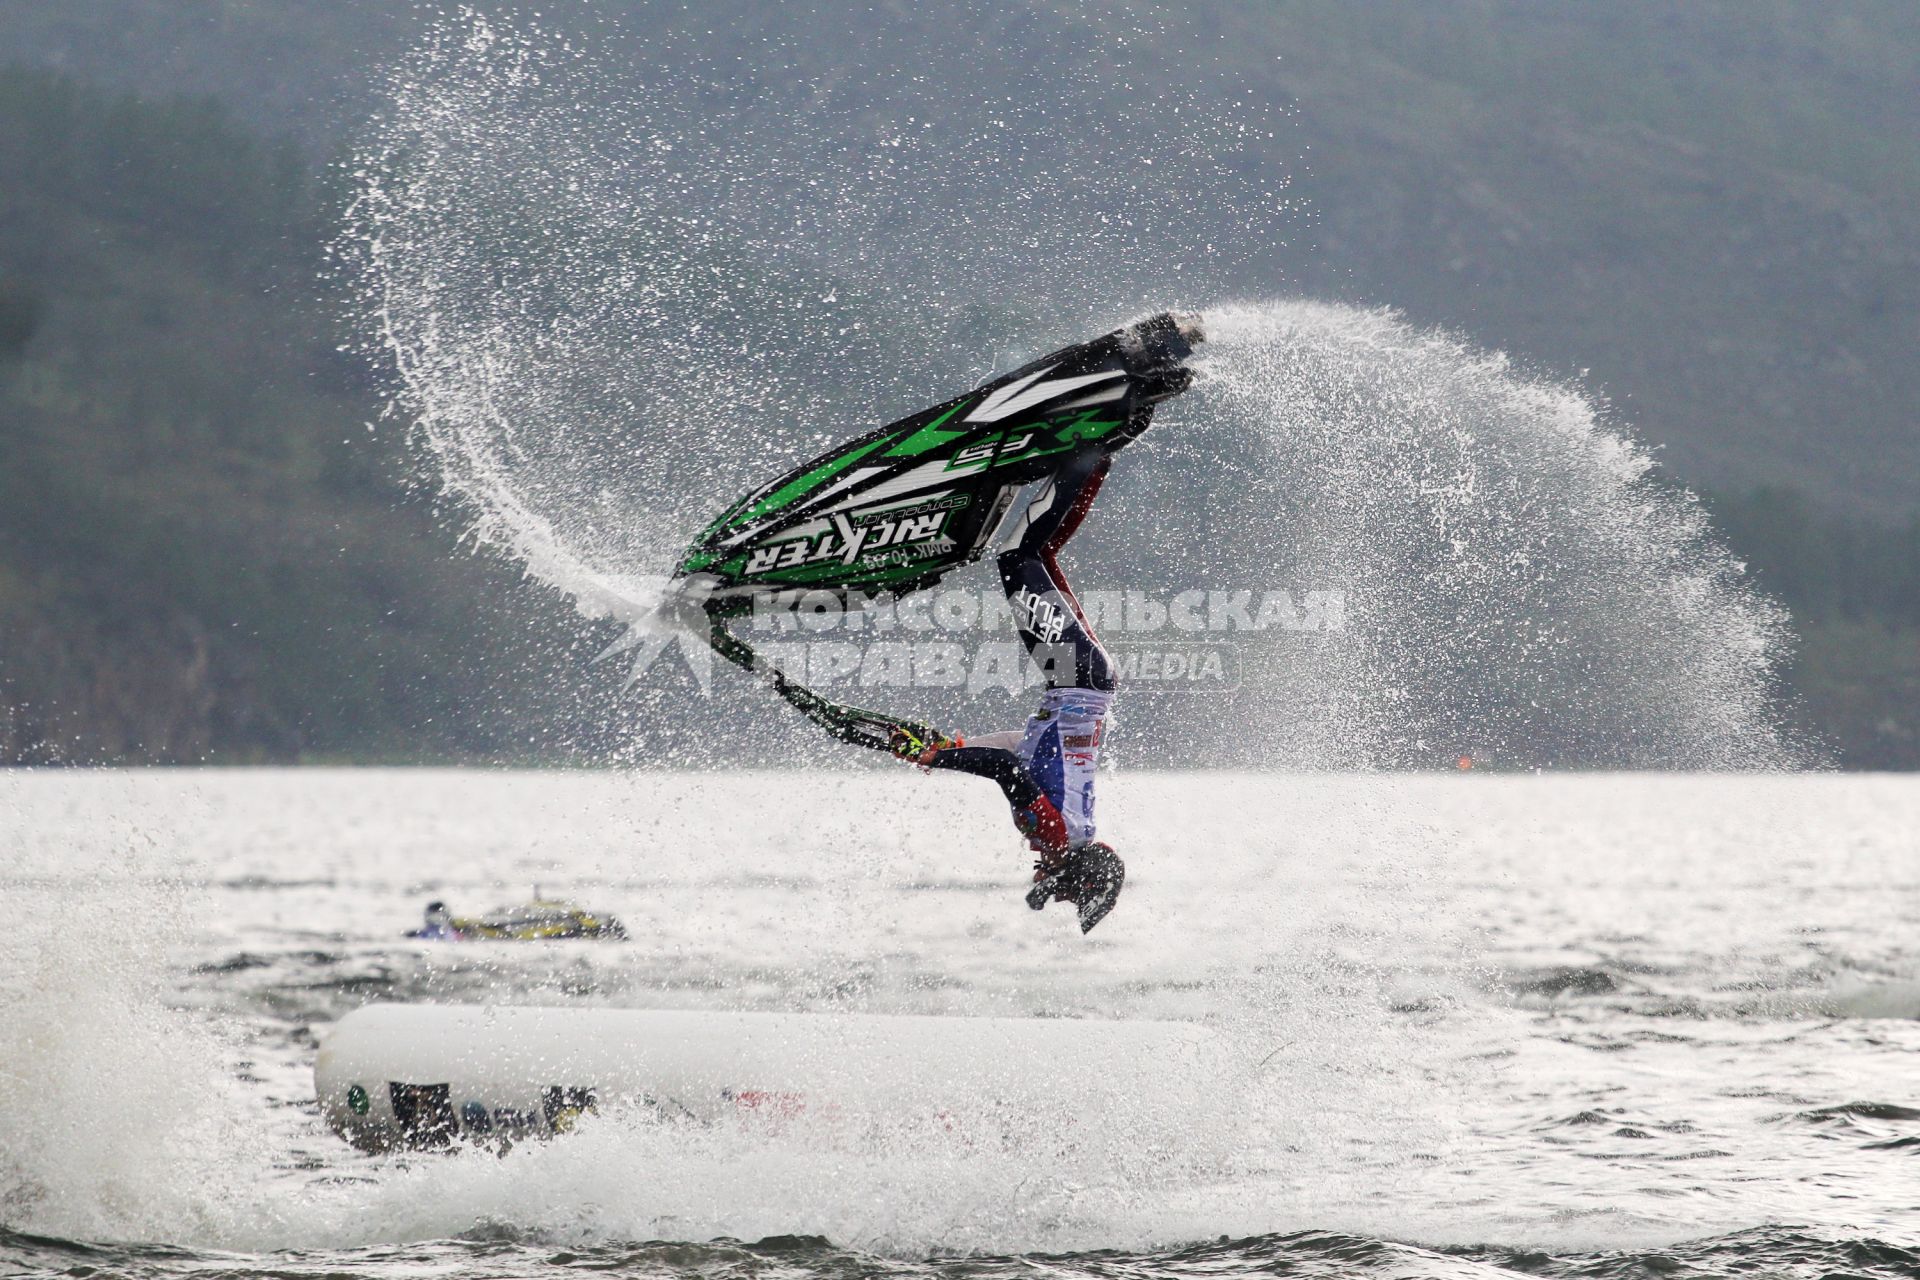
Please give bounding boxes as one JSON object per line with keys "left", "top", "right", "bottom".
{"left": 633, "top": 312, "right": 1205, "bottom": 752}
{"left": 675, "top": 311, "right": 1202, "bottom": 615}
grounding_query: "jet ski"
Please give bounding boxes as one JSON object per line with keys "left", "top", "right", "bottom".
{"left": 407, "top": 897, "right": 627, "bottom": 941}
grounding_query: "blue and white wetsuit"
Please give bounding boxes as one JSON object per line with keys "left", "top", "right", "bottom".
{"left": 925, "top": 452, "right": 1116, "bottom": 853}
{"left": 963, "top": 686, "right": 1113, "bottom": 845}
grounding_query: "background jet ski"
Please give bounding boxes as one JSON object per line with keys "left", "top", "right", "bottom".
{"left": 406, "top": 897, "right": 627, "bottom": 941}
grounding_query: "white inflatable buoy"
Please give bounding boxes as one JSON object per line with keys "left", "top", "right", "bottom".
{"left": 316, "top": 1003, "right": 1220, "bottom": 1152}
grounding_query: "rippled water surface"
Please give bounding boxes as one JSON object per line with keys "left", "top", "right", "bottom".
{"left": 1, "top": 770, "right": 1915, "bottom": 1278}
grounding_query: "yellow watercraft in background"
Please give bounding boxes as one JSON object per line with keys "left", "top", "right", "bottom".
{"left": 407, "top": 896, "right": 626, "bottom": 941}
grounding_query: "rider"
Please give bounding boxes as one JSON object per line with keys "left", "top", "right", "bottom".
{"left": 889, "top": 446, "right": 1127, "bottom": 933}
{"left": 408, "top": 900, "right": 463, "bottom": 941}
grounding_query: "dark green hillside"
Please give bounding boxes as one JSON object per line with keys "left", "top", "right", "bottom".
{"left": 1224, "top": 2, "right": 1920, "bottom": 517}
{"left": 1707, "top": 489, "right": 1920, "bottom": 769}
{"left": 0, "top": 69, "right": 588, "bottom": 763}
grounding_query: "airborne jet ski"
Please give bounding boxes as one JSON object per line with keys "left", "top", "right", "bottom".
{"left": 672, "top": 310, "right": 1203, "bottom": 618}
{"left": 607, "top": 311, "right": 1204, "bottom": 753}
{"left": 406, "top": 897, "right": 627, "bottom": 942}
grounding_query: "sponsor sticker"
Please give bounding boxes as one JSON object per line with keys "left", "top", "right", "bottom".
{"left": 745, "top": 504, "right": 960, "bottom": 576}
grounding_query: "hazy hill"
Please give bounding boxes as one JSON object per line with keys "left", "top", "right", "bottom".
{"left": 0, "top": 3, "right": 1913, "bottom": 765}
{"left": 3, "top": 1, "right": 1915, "bottom": 516}
{"left": 1244, "top": 2, "right": 1920, "bottom": 518}
{"left": 0, "top": 68, "right": 602, "bottom": 763}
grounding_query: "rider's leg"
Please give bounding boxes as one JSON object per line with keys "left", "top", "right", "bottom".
{"left": 996, "top": 450, "right": 1116, "bottom": 692}
{"left": 923, "top": 746, "right": 1071, "bottom": 853}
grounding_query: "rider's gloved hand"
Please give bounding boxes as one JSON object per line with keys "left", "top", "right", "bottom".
{"left": 888, "top": 724, "right": 961, "bottom": 767}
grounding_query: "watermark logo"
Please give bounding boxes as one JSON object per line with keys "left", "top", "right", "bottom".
{"left": 609, "top": 584, "right": 1345, "bottom": 697}
{"left": 747, "top": 586, "right": 1346, "bottom": 636}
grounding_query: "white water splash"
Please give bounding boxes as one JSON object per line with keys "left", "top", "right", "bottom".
{"left": 334, "top": 10, "right": 1283, "bottom": 630}
{"left": 0, "top": 782, "right": 244, "bottom": 1245}
{"left": 1173, "top": 302, "right": 1804, "bottom": 769}
{"left": 336, "top": 12, "right": 1804, "bottom": 768}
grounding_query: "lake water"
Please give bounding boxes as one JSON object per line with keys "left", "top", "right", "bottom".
{"left": 1, "top": 769, "right": 1915, "bottom": 1277}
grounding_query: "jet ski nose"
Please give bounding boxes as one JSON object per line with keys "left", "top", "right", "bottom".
{"left": 1117, "top": 311, "right": 1205, "bottom": 375}
{"left": 1115, "top": 311, "right": 1204, "bottom": 403}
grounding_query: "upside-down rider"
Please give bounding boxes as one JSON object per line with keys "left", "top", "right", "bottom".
{"left": 667, "top": 311, "right": 1204, "bottom": 936}
{"left": 886, "top": 323, "right": 1200, "bottom": 933}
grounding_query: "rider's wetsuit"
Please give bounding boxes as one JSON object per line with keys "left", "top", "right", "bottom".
{"left": 922, "top": 450, "right": 1115, "bottom": 854}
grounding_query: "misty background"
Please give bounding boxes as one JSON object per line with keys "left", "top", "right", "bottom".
{"left": 0, "top": 1, "right": 1914, "bottom": 768}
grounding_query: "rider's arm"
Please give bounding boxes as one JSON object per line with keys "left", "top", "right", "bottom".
{"left": 965, "top": 730, "right": 1023, "bottom": 752}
